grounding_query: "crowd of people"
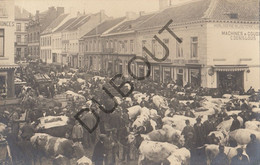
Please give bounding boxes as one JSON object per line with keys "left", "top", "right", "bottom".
{"left": 0, "top": 62, "right": 259, "bottom": 165}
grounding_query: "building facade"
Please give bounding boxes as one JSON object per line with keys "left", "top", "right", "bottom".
{"left": 0, "top": 0, "right": 18, "bottom": 99}
{"left": 14, "top": 6, "right": 30, "bottom": 62}
{"left": 27, "top": 7, "right": 64, "bottom": 60}
{"left": 40, "top": 13, "right": 70, "bottom": 64}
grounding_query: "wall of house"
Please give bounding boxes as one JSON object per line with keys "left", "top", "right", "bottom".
{"left": 206, "top": 22, "right": 260, "bottom": 90}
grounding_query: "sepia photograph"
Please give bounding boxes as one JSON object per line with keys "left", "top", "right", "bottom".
{"left": 0, "top": 0, "right": 259, "bottom": 164}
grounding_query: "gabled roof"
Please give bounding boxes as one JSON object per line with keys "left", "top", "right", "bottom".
{"left": 54, "top": 17, "right": 78, "bottom": 32}
{"left": 209, "top": 0, "right": 259, "bottom": 21}
{"left": 83, "top": 17, "right": 126, "bottom": 37}
{"left": 136, "top": 0, "right": 259, "bottom": 30}
{"left": 107, "top": 13, "right": 156, "bottom": 34}
{"left": 15, "top": 6, "right": 30, "bottom": 20}
{"left": 136, "top": 0, "right": 211, "bottom": 30}
{"left": 42, "top": 14, "right": 69, "bottom": 34}
{"left": 66, "top": 15, "right": 91, "bottom": 31}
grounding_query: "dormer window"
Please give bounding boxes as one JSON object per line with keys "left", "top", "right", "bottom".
{"left": 225, "top": 12, "right": 238, "bottom": 19}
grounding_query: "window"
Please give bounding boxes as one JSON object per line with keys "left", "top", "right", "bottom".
{"left": 16, "top": 23, "right": 21, "bottom": 31}
{"left": 85, "top": 42, "right": 88, "bottom": 51}
{"left": 176, "top": 38, "right": 183, "bottom": 58}
{"left": 0, "top": 29, "right": 4, "bottom": 57}
{"left": 0, "top": 75, "right": 7, "bottom": 95}
{"left": 191, "top": 37, "right": 198, "bottom": 58}
{"left": 130, "top": 40, "right": 134, "bottom": 53}
{"left": 0, "top": 2, "right": 8, "bottom": 17}
{"left": 152, "top": 39, "right": 156, "bottom": 55}
{"left": 16, "top": 35, "right": 21, "bottom": 43}
{"left": 93, "top": 40, "right": 96, "bottom": 51}
{"left": 163, "top": 39, "right": 169, "bottom": 55}
{"left": 124, "top": 40, "right": 128, "bottom": 53}
{"left": 142, "top": 40, "right": 146, "bottom": 57}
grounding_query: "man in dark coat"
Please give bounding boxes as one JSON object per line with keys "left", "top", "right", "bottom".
{"left": 230, "top": 115, "right": 240, "bottom": 132}
{"left": 194, "top": 117, "right": 206, "bottom": 147}
{"left": 246, "top": 134, "right": 260, "bottom": 165}
{"left": 211, "top": 145, "right": 229, "bottom": 165}
{"left": 231, "top": 148, "right": 249, "bottom": 165}
{"left": 92, "top": 134, "right": 107, "bottom": 165}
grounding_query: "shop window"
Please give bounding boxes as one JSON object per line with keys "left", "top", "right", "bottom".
{"left": 176, "top": 38, "right": 183, "bottom": 58}
{"left": 189, "top": 69, "right": 200, "bottom": 87}
{"left": 0, "top": 75, "right": 7, "bottom": 96}
{"left": 0, "top": 29, "right": 4, "bottom": 57}
{"left": 191, "top": 37, "right": 198, "bottom": 58}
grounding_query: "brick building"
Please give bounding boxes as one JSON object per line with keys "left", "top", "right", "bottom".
{"left": 14, "top": 6, "right": 30, "bottom": 62}
{"left": 27, "top": 7, "right": 64, "bottom": 60}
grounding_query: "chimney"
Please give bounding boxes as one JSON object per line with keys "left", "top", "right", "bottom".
{"left": 126, "top": 11, "right": 138, "bottom": 20}
{"left": 159, "top": 0, "right": 170, "bottom": 10}
{"left": 99, "top": 10, "right": 106, "bottom": 22}
{"left": 139, "top": 11, "right": 145, "bottom": 16}
{"left": 77, "top": 11, "right": 81, "bottom": 16}
{"left": 57, "top": 7, "right": 64, "bottom": 15}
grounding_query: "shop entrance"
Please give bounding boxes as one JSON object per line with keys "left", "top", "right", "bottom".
{"left": 218, "top": 71, "right": 244, "bottom": 93}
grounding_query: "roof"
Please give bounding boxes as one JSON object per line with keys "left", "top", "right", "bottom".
{"left": 83, "top": 17, "right": 126, "bottom": 37}
{"left": 42, "top": 14, "right": 69, "bottom": 34}
{"left": 66, "top": 15, "right": 91, "bottom": 31}
{"left": 15, "top": 6, "right": 30, "bottom": 20}
{"left": 209, "top": 0, "right": 259, "bottom": 21}
{"left": 107, "top": 13, "right": 156, "bottom": 34}
{"left": 137, "top": 0, "right": 211, "bottom": 29}
{"left": 137, "top": 0, "right": 259, "bottom": 30}
{"left": 54, "top": 17, "right": 78, "bottom": 32}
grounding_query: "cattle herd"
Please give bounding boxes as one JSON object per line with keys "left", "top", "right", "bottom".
{"left": 0, "top": 66, "right": 260, "bottom": 165}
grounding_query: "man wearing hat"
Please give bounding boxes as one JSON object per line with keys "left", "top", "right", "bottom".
{"left": 194, "top": 117, "right": 206, "bottom": 147}
{"left": 211, "top": 145, "right": 229, "bottom": 165}
{"left": 246, "top": 134, "right": 260, "bottom": 165}
{"left": 92, "top": 134, "right": 107, "bottom": 165}
{"left": 230, "top": 114, "right": 240, "bottom": 132}
{"left": 231, "top": 148, "right": 249, "bottom": 165}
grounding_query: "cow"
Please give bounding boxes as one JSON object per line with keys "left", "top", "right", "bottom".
{"left": 204, "top": 144, "right": 248, "bottom": 164}
{"left": 216, "top": 117, "right": 243, "bottom": 132}
{"left": 76, "top": 156, "right": 93, "bottom": 165}
{"left": 166, "top": 148, "right": 191, "bottom": 165}
{"left": 245, "top": 121, "right": 260, "bottom": 131}
{"left": 30, "top": 133, "right": 76, "bottom": 164}
{"left": 229, "top": 129, "right": 260, "bottom": 145}
{"left": 128, "top": 132, "right": 178, "bottom": 165}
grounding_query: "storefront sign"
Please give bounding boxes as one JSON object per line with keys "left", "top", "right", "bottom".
{"left": 221, "top": 31, "right": 259, "bottom": 40}
{"left": 0, "top": 21, "right": 15, "bottom": 27}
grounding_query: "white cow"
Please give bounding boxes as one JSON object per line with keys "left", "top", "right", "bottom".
{"left": 77, "top": 156, "right": 93, "bottom": 165}
{"left": 152, "top": 95, "right": 169, "bottom": 109}
{"left": 163, "top": 115, "right": 198, "bottom": 131}
{"left": 127, "top": 105, "right": 141, "bottom": 119}
{"left": 217, "top": 117, "right": 243, "bottom": 132}
{"left": 208, "top": 130, "right": 228, "bottom": 145}
{"left": 245, "top": 121, "right": 260, "bottom": 131}
{"left": 204, "top": 144, "right": 248, "bottom": 164}
{"left": 138, "top": 140, "right": 178, "bottom": 164}
{"left": 167, "top": 148, "right": 190, "bottom": 165}
{"left": 229, "top": 129, "right": 260, "bottom": 145}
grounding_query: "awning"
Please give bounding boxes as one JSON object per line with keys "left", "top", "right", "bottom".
{"left": 0, "top": 64, "right": 19, "bottom": 70}
{"left": 214, "top": 65, "right": 249, "bottom": 72}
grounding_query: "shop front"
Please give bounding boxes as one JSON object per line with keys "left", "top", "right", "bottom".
{"left": 215, "top": 65, "right": 248, "bottom": 93}
{"left": 0, "top": 65, "right": 17, "bottom": 99}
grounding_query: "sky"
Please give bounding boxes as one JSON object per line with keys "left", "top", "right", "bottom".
{"left": 15, "top": 0, "right": 160, "bottom": 18}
